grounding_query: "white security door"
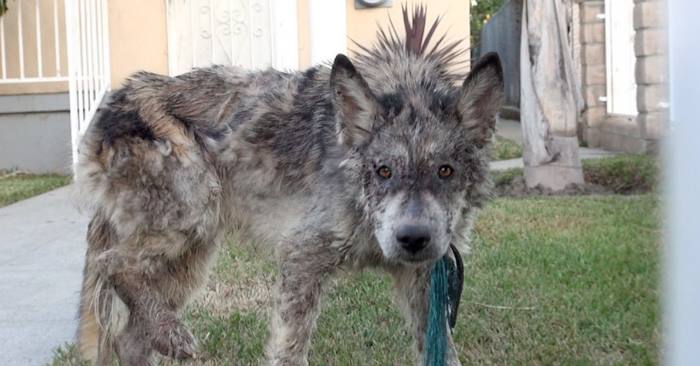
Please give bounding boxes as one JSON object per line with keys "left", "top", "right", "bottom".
{"left": 166, "top": 0, "right": 298, "bottom": 76}
{"left": 605, "top": 0, "right": 637, "bottom": 115}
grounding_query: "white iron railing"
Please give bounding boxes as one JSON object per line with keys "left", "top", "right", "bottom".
{"left": 0, "top": 0, "right": 68, "bottom": 84}
{"left": 0, "top": 0, "right": 110, "bottom": 165}
{"left": 65, "top": 0, "right": 110, "bottom": 164}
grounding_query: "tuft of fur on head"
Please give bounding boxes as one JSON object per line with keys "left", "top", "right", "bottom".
{"left": 352, "top": 4, "right": 467, "bottom": 84}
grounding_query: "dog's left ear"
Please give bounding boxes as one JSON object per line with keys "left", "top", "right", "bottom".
{"left": 457, "top": 53, "right": 504, "bottom": 148}
{"left": 330, "top": 54, "right": 379, "bottom": 147}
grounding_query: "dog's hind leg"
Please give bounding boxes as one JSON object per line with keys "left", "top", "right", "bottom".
{"left": 101, "top": 249, "right": 199, "bottom": 362}
{"left": 389, "top": 264, "right": 462, "bottom": 366}
{"left": 77, "top": 214, "right": 127, "bottom": 365}
{"left": 266, "top": 232, "right": 340, "bottom": 366}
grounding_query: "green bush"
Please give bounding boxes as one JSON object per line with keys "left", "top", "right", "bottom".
{"left": 471, "top": 0, "right": 506, "bottom": 47}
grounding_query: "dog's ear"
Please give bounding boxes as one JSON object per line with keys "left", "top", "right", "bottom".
{"left": 330, "top": 54, "right": 378, "bottom": 146}
{"left": 457, "top": 53, "right": 504, "bottom": 148}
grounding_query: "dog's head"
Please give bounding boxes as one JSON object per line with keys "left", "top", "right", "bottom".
{"left": 331, "top": 53, "right": 504, "bottom": 264}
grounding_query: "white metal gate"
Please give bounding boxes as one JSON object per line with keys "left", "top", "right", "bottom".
{"left": 0, "top": 0, "right": 68, "bottom": 84}
{"left": 0, "top": 0, "right": 109, "bottom": 165}
{"left": 166, "top": 0, "right": 298, "bottom": 76}
{"left": 65, "top": 0, "right": 111, "bottom": 164}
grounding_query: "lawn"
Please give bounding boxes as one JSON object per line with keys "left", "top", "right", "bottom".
{"left": 53, "top": 193, "right": 660, "bottom": 365}
{"left": 0, "top": 173, "right": 71, "bottom": 207}
{"left": 490, "top": 135, "right": 523, "bottom": 161}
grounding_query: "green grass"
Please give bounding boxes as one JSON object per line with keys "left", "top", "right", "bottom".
{"left": 0, "top": 173, "right": 71, "bottom": 207}
{"left": 53, "top": 194, "right": 660, "bottom": 365}
{"left": 462, "top": 194, "right": 659, "bottom": 364}
{"left": 493, "top": 154, "right": 658, "bottom": 193}
{"left": 583, "top": 155, "right": 658, "bottom": 193}
{"left": 490, "top": 136, "right": 523, "bottom": 161}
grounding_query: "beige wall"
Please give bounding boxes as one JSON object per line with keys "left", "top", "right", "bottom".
{"left": 345, "top": 0, "right": 470, "bottom": 68}
{"left": 108, "top": 0, "right": 168, "bottom": 88}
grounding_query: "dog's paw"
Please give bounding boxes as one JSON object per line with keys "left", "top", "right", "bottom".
{"left": 151, "top": 313, "right": 197, "bottom": 360}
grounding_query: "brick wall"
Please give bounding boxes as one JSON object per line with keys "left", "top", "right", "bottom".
{"left": 577, "top": 0, "right": 608, "bottom": 147}
{"left": 634, "top": 0, "right": 669, "bottom": 152}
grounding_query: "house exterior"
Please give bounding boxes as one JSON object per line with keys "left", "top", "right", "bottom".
{"left": 479, "top": 0, "right": 668, "bottom": 154}
{"left": 0, "top": 0, "right": 471, "bottom": 174}
{"left": 578, "top": 0, "right": 668, "bottom": 153}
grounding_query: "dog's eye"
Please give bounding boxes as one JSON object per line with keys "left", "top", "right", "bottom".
{"left": 377, "top": 166, "right": 392, "bottom": 179}
{"left": 438, "top": 165, "right": 453, "bottom": 178}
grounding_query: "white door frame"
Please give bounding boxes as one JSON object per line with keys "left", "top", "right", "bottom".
{"left": 307, "top": 0, "right": 346, "bottom": 65}
{"left": 270, "top": 0, "right": 299, "bottom": 70}
{"left": 604, "top": 0, "right": 637, "bottom": 115}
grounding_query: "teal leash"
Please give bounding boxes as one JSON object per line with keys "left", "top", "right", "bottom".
{"left": 425, "top": 244, "right": 464, "bottom": 366}
{"left": 425, "top": 256, "right": 449, "bottom": 366}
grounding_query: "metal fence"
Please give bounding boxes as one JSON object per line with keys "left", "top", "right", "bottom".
{"left": 0, "top": 0, "right": 110, "bottom": 165}
{"left": 65, "top": 0, "right": 110, "bottom": 163}
{"left": 0, "top": 0, "right": 68, "bottom": 84}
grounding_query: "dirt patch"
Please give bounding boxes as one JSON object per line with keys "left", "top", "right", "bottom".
{"left": 494, "top": 176, "right": 612, "bottom": 197}
{"left": 195, "top": 274, "right": 274, "bottom": 316}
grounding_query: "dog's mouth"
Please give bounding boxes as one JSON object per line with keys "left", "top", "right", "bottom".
{"left": 392, "top": 244, "right": 446, "bottom": 265}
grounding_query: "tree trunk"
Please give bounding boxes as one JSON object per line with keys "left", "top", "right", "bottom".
{"left": 519, "top": 0, "right": 584, "bottom": 190}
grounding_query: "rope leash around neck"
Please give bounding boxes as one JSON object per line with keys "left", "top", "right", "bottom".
{"left": 425, "top": 244, "right": 464, "bottom": 366}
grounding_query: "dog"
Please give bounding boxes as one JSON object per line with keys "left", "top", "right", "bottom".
{"left": 73, "top": 5, "right": 503, "bottom": 365}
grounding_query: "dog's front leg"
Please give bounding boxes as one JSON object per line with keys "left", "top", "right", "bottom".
{"left": 391, "top": 264, "right": 462, "bottom": 366}
{"left": 266, "top": 233, "right": 338, "bottom": 366}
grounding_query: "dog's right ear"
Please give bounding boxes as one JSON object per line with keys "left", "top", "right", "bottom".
{"left": 330, "top": 54, "right": 378, "bottom": 146}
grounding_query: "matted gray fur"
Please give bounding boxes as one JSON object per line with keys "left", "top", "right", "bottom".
{"left": 73, "top": 5, "right": 504, "bottom": 365}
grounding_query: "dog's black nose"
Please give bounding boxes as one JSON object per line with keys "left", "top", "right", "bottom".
{"left": 396, "top": 225, "right": 431, "bottom": 254}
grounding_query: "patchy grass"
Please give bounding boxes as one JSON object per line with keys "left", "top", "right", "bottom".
{"left": 52, "top": 194, "right": 659, "bottom": 365}
{"left": 0, "top": 172, "right": 71, "bottom": 207}
{"left": 50, "top": 344, "right": 89, "bottom": 366}
{"left": 490, "top": 136, "right": 523, "bottom": 161}
{"left": 583, "top": 154, "right": 658, "bottom": 193}
{"left": 492, "top": 166, "right": 524, "bottom": 189}
{"left": 492, "top": 154, "right": 658, "bottom": 194}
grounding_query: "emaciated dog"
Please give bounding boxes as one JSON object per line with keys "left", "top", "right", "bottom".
{"left": 74, "top": 6, "right": 503, "bottom": 365}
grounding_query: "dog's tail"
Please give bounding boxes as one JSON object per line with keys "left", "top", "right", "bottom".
{"left": 76, "top": 214, "right": 128, "bottom": 364}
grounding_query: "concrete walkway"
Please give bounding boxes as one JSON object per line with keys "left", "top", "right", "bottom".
{"left": 491, "top": 118, "right": 619, "bottom": 171}
{"left": 490, "top": 147, "right": 619, "bottom": 171}
{"left": 0, "top": 186, "right": 88, "bottom": 366}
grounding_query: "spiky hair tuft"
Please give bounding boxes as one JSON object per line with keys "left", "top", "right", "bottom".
{"left": 352, "top": 4, "right": 466, "bottom": 79}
